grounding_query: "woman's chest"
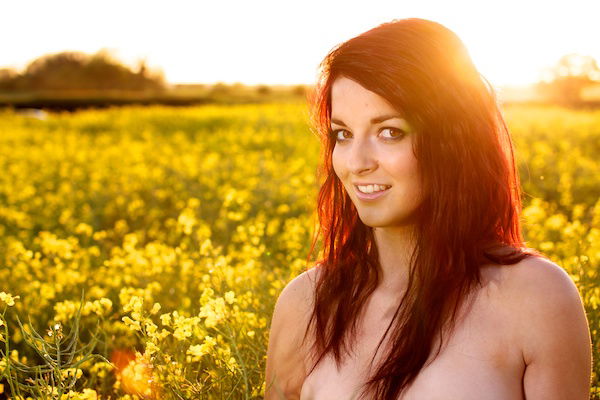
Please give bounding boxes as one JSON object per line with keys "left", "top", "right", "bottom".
{"left": 300, "top": 286, "right": 526, "bottom": 400}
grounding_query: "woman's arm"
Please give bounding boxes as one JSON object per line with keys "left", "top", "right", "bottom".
{"left": 514, "top": 257, "right": 592, "bottom": 399}
{"left": 265, "top": 269, "right": 316, "bottom": 400}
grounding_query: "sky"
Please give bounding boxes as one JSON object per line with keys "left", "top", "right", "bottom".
{"left": 2, "top": 0, "right": 600, "bottom": 87}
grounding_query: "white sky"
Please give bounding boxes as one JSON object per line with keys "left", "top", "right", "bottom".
{"left": 2, "top": 0, "right": 600, "bottom": 86}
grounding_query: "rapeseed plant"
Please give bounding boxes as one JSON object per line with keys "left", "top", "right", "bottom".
{"left": 0, "top": 102, "right": 598, "bottom": 398}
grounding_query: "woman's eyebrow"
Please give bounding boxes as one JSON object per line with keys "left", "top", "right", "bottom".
{"left": 331, "top": 114, "right": 404, "bottom": 126}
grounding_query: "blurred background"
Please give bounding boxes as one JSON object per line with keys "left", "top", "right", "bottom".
{"left": 2, "top": 0, "right": 600, "bottom": 110}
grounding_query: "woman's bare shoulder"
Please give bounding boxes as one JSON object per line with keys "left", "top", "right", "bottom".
{"left": 501, "top": 256, "right": 591, "bottom": 397}
{"left": 279, "top": 265, "right": 323, "bottom": 316}
{"left": 264, "top": 265, "right": 322, "bottom": 399}
{"left": 499, "top": 255, "right": 579, "bottom": 299}
{"left": 479, "top": 255, "right": 581, "bottom": 315}
{"left": 479, "top": 255, "right": 573, "bottom": 297}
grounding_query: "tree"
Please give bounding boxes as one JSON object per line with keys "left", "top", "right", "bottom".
{"left": 0, "top": 68, "right": 18, "bottom": 90}
{"left": 9, "top": 49, "right": 166, "bottom": 92}
{"left": 256, "top": 84, "right": 271, "bottom": 95}
{"left": 292, "top": 84, "right": 306, "bottom": 97}
{"left": 536, "top": 53, "right": 600, "bottom": 105}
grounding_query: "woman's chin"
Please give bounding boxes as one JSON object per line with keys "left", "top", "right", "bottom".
{"left": 357, "top": 213, "right": 393, "bottom": 228}
{"left": 357, "top": 211, "right": 417, "bottom": 229}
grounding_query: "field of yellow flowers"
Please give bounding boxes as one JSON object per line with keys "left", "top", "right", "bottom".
{"left": 0, "top": 101, "right": 598, "bottom": 399}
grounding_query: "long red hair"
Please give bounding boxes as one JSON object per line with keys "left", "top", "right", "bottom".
{"left": 302, "top": 18, "right": 544, "bottom": 399}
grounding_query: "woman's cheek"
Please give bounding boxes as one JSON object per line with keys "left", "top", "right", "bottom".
{"left": 331, "top": 146, "right": 344, "bottom": 179}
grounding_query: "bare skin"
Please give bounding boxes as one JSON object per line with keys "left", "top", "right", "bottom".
{"left": 264, "top": 255, "right": 591, "bottom": 400}
{"left": 299, "top": 263, "right": 525, "bottom": 400}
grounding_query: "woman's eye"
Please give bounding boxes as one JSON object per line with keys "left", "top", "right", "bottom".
{"left": 331, "top": 128, "right": 405, "bottom": 142}
{"left": 331, "top": 129, "right": 351, "bottom": 141}
{"left": 380, "top": 127, "right": 405, "bottom": 139}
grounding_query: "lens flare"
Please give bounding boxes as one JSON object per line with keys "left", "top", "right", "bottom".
{"left": 111, "top": 348, "right": 160, "bottom": 399}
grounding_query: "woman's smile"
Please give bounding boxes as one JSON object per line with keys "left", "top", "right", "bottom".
{"left": 354, "top": 184, "right": 392, "bottom": 201}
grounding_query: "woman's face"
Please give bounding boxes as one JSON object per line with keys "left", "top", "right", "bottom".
{"left": 331, "top": 76, "right": 423, "bottom": 228}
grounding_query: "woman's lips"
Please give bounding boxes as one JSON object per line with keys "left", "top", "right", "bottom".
{"left": 354, "top": 185, "right": 391, "bottom": 201}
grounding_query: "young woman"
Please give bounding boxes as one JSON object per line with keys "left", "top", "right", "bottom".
{"left": 265, "top": 18, "right": 592, "bottom": 400}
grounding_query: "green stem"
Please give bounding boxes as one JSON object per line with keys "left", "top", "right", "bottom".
{"left": 227, "top": 324, "right": 250, "bottom": 400}
{"left": 1, "top": 308, "right": 21, "bottom": 398}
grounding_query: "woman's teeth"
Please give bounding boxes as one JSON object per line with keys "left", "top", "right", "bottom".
{"left": 357, "top": 184, "right": 391, "bottom": 194}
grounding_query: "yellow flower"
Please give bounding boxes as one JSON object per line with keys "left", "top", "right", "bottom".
{"left": 144, "top": 340, "right": 160, "bottom": 356}
{"left": 186, "top": 344, "right": 206, "bottom": 358}
{"left": 144, "top": 320, "right": 158, "bottom": 337}
{"left": 177, "top": 208, "right": 197, "bottom": 235}
{"left": 150, "top": 302, "right": 161, "bottom": 315}
{"left": 122, "top": 316, "right": 141, "bottom": 331}
{"left": 226, "top": 356, "right": 238, "bottom": 371}
{"left": 89, "top": 361, "right": 114, "bottom": 379}
{"left": 187, "top": 335, "right": 217, "bottom": 361}
{"left": 157, "top": 328, "right": 171, "bottom": 340}
{"left": 173, "top": 324, "right": 192, "bottom": 341}
{"left": 123, "top": 296, "right": 144, "bottom": 314}
{"left": 224, "top": 291, "right": 236, "bottom": 305}
{"left": 53, "top": 300, "right": 77, "bottom": 322}
{"left": 0, "top": 292, "right": 19, "bottom": 307}
{"left": 80, "top": 389, "right": 98, "bottom": 400}
{"left": 199, "top": 239, "right": 212, "bottom": 256}
{"left": 159, "top": 313, "right": 171, "bottom": 326}
{"left": 545, "top": 214, "right": 567, "bottom": 230}
{"left": 200, "top": 287, "right": 214, "bottom": 306}
{"left": 92, "top": 230, "right": 107, "bottom": 241}
{"left": 75, "top": 222, "right": 93, "bottom": 237}
{"left": 100, "top": 297, "right": 113, "bottom": 310}
{"left": 199, "top": 298, "right": 227, "bottom": 329}
{"left": 60, "top": 367, "right": 83, "bottom": 380}
{"left": 203, "top": 336, "right": 217, "bottom": 349}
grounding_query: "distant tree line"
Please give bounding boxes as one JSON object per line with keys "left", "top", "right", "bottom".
{"left": 7, "top": 48, "right": 596, "bottom": 108}
{"left": 0, "top": 49, "right": 166, "bottom": 92}
{"left": 535, "top": 53, "right": 600, "bottom": 106}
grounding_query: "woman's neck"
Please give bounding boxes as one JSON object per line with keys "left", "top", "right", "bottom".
{"left": 372, "top": 225, "right": 416, "bottom": 297}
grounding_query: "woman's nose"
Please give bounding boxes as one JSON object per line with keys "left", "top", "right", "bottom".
{"left": 347, "top": 138, "right": 378, "bottom": 175}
